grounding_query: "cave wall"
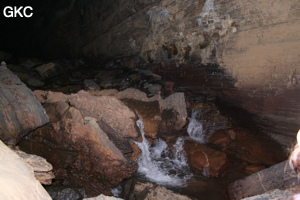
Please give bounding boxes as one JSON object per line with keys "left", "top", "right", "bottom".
{"left": 31, "top": 0, "right": 300, "bottom": 90}
{"left": 1, "top": 0, "right": 299, "bottom": 147}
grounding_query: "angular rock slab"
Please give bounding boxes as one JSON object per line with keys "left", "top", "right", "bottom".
{"left": 228, "top": 160, "right": 298, "bottom": 200}
{"left": 20, "top": 119, "right": 137, "bottom": 196}
{"left": 159, "top": 92, "right": 188, "bottom": 138}
{"left": 69, "top": 90, "right": 138, "bottom": 138}
{"left": 0, "top": 66, "right": 49, "bottom": 142}
{"left": 116, "top": 88, "right": 188, "bottom": 139}
{"left": 242, "top": 185, "right": 300, "bottom": 200}
{"left": 34, "top": 90, "right": 139, "bottom": 139}
{"left": 184, "top": 140, "right": 228, "bottom": 177}
{"left": 14, "top": 150, "right": 55, "bottom": 185}
{"left": 123, "top": 181, "right": 192, "bottom": 200}
{"left": 0, "top": 140, "right": 51, "bottom": 200}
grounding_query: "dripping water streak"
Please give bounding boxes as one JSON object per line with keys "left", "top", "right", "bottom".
{"left": 187, "top": 110, "right": 206, "bottom": 143}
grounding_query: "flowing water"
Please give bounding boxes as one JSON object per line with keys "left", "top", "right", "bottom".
{"left": 133, "top": 113, "right": 237, "bottom": 200}
{"left": 187, "top": 109, "right": 207, "bottom": 144}
{"left": 134, "top": 120, "right": 191, "bottom": 187}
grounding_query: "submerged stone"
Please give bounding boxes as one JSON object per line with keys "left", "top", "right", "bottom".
{"left": 184, "top": 140, "right": 228, "bottom": 177}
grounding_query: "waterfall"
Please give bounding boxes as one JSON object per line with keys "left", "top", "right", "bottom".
{"left": 187, "top": 110, "right": 206, "bottom": 144}
{"left": 134, "top": 120, "right": 191, "bottom": 186}
{"left": 173, "top": 137, "right": 188, "bottom": 166}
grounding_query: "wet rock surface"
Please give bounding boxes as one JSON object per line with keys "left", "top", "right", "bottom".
{"left": 184, "top": 140, "right": 228, "bottom": 178}
{"left": 45, "top": 185, "right": 87, "bottom": 200}
{"left": 20, "top": 119, "right": 137, "bottom": 196}
{"left": 116, "top": 87, "right": 188, "bottom": 140}
{"left": 122, "top": 180, "right": 192, "bottom": 200}
{"left": 158, "top": 92, "right": 188, "bottom": 138}
{"left": 0, "top": 1, "right": 298, "bottom": 199}
{"left": 0, "top": 51, "right": 293, "bottom": 200}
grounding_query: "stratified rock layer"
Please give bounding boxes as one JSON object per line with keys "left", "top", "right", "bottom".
{"left": 15, "top": 150, "right": 54, "bottom": 185}
{"left": 0, "top": 66, "right": 49, "bottom": 143}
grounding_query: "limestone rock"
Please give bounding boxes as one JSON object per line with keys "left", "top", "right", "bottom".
{"left": 20, "top": 59, "right": 42, "bottom": 69}
{"left": 209, "top": 129, "right": 232, "bottom": 151}
{"left": 69, "top": 90, "right": 139, "bottom": 138}
{"left": 242, "top": 186, "right": 300, "bottom": 200}
{"left": 159, "top": 92, "right": 187, "bottom": 137}
{"left": 143, "top": 83, "right": 161, "bottom": 97}
{"left": 116, "top": 88, "right": 161, "bottom": 139}
{"left": 0, "top": 140, "right": 51, "bottom": 200}
{"left": 161, "top": 81, "right": 174, "bottom": 97}
{"left": 244, "top": 165, "right": 266, "bottom": 175}
{"left": 117, "top": 88, "right": 188, "bottom": 139}
{"left": 43, "top": 101, "right": 69, "bottom": 122}
{"left": 88, "top": 89, "right": 118, "bottom": 96}
{"left": 184, "top": 140, "right": 227, "bottom": 177}
{"left": 14, "top": 150, "right": 55, "bottom": 185}
{"left": 0, "top": 66, "right": 49, "bottom": 143}
{"left": 27, "top": 78, "right": 45, "bottom": 87}
{"left": 83, "top": 79, "right": 100, "bottom": 90}
{"left": 35, "top": 62, "right": 64, "bottom": 80}
{"left": 46, "top": 186, "right": 87, "bottom": 200}
{"left": 123, "top": 181, "right": 192, "bottom": 200}
{"left": 226, "top": 127, "right": 286, "bottom": 166}
{"left": 119, "top": 98, "right": 162, "bottom": 139}
{"left": 190, "top": 103, "right": 231, "bottom": 139}
{"left": 228, "top": 160, "right": 298, "bottom": 200}
{"left": 97, "top": 120, "right": 133, "bottom": 155}
{"left": 34, "top": 90, "right": 69, "bottom": 104}
{"left": 116, "top": 88, "right": 160, "bottom": 102}
{"left": 43, "top": 101, "right": 84, "bottom": 124}
{"left": 20, "top": 119, "right": 137, "bottom": 196}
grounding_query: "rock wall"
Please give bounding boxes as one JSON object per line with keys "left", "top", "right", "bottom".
{"left": 27, "top": 0, "right": 300, "bottom": 91}
{"left": 2, "top": 0, "right": 299, "bottom": 147}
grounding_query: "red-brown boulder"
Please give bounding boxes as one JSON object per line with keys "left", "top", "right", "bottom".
{"left": 69, "top": 90, "right": 139, "bottom": 138}
{"left": 20, "top": 119, "right": 137, "bottom": 196}
{"left": 209, "top": 129, "right": 232, "bottom": 151}
{"left": 184, "top": 140, "right": 227, "bottom": 177}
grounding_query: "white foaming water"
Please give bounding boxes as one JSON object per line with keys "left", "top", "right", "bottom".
{"left": 151, "top": 139, "right": 168, "bottom": 159}
{"left": 173, "top": 137, "right": 188, "bottom": 166}
{"left": 111, "top": 185, "right": 122, "bottom": 197}
{"left": 197, "top": 0, "right": 217, "bottom": 27}
{"left": 187, "top": 110, "right": 206, "bottom": 144}
{"left": 135, "top": 120, "right": 191, "bottom": 186}
{"left": 202, "top": 0, "right": 215, "bottom": 15}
